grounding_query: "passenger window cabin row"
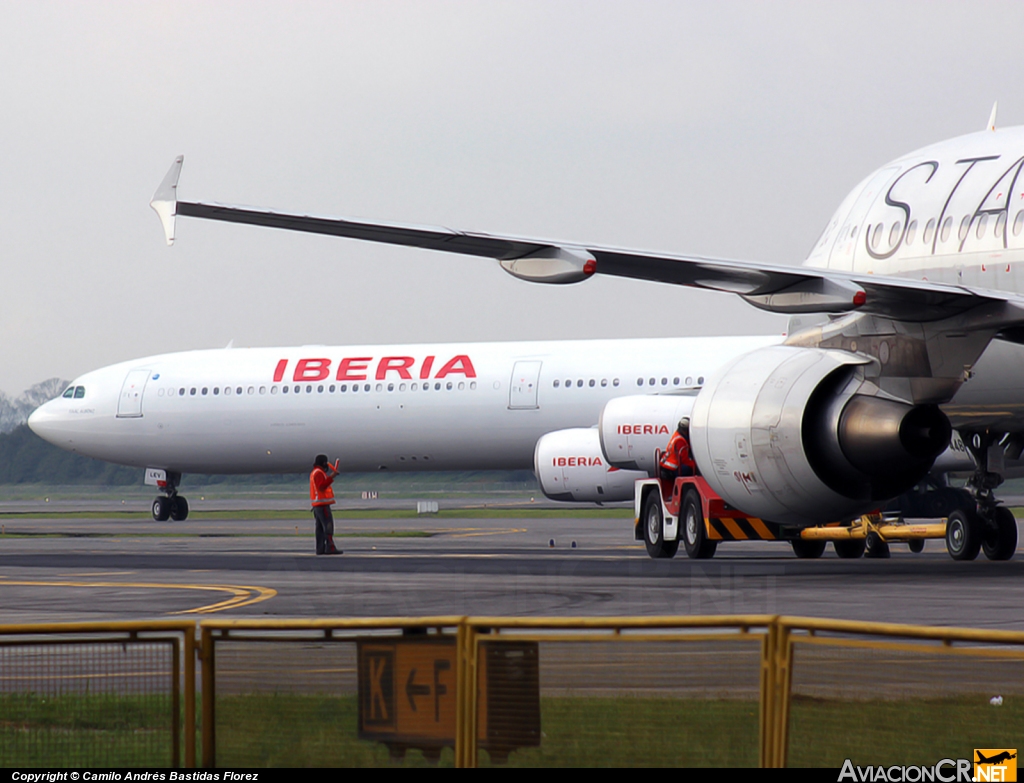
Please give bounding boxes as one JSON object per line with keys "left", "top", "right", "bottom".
{"left": 154, "top": 380, "right": 481, "bottom": 398}
{"left": 68, "top": 372, "right": 708, "bottom": 403}
{"left": 841, "top": 209, "right": 1024, "bottom": 253}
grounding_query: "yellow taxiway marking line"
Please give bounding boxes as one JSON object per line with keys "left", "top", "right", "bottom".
{"left": 0, "top": 579, "right": 276, "bottom": 615}
{"left": 0, "top": 672, "right": 165, "bottom": 683}
{"left": 434, "top": 527, "right": 528, "bottom": 538}
{"left": 359, "top": 552, "right": 636, "bottom": 560}
{"left": 172, "top": 584, "right": 278, "bottom": 615}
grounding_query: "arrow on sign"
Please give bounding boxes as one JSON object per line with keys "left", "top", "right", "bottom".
{"left": 405, "top": 668, "right": 431, "bottom": 711}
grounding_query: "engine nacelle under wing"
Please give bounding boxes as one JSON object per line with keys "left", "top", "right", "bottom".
{"left": 534, "top": 428, "right": 646, "bottom": 503}
{"left": 690, "top": 345, "right": 951, "bottom": 527}
{"left": 598, "top": 394, "right": 696, "bottom": 473}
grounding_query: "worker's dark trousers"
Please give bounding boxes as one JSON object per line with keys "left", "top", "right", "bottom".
{"left": 312, "top": 505, "right": 336, "bottom": 554}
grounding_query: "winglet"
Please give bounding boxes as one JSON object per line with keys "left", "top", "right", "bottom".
{"left": 150, "top": 156, "right": 183, "bottom": 246}
{"left": 988, "top": 101, "right": 998, "bottom": 132}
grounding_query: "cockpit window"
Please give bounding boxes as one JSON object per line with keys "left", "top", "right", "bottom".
{"left": 62, "top": 387, "right": 74, "bottom": 398}
{"left": 73, "top": 386, "right": 85, "bottom": 399}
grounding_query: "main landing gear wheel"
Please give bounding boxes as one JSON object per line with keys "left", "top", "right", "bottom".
{"left": 791, "top": 539, "right": 826, "bottom": 559}
{"left": 643, "top": 492, "right": 678, "bottom": 559}
{"left": 833, "top": 539, "right": 866, "bottom": 559}
{"left": 982, "top": 507, "right": 1018, "bottom": 561}
{"left": 682, "top": 490, "right": 717, "bottom": 559}
{"left": 152, "top": 496, "right": 170, "bottom": 522}
{"left": 946, "top": 509, "right": 982, "bottom": 561}
{"left": 152, "top": 494, "right": 189, "bottom": 522}
{"left": 169, "top": 496, "right": 189, "bottom": 522}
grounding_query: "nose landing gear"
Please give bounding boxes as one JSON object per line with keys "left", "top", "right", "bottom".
{"left": 149, "top": 470, "right": 189, "bottom": 522}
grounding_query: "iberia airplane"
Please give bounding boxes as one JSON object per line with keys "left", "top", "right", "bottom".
{"left": 26, "top": 108, "right": 1024, "bottom": 564}
{"left": 28, "top": 333, "right": 777, "bottom": 521}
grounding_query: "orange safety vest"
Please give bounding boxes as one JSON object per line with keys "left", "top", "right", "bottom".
{"left": 310, "top": 466, "right": 336, "bottom": 506}
{"left": 660, "top": 431, "right": 694, "bottom": 473}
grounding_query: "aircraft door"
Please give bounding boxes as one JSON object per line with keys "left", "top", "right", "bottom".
{"left": 117, "top": 369, "right": 151, "bottom": 418}
{"left": 509, "top": 361, "right": 542, "bottom": 409}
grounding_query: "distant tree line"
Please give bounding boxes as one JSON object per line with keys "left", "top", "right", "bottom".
{"left": 0, "top": 378, "right": 68, "bottom": 433}
{"left": 0, "top": 425, "right": 310, "bottom": 486}
{"left": 0, "top": 424, "right": 537, "bottom": 490}
{"left": 0, "top": 424, "right": 142, "bottom": 485}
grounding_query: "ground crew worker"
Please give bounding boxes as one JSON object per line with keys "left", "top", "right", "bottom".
{"left": 659, "top": 417, "right": 696, "bottom": 481}
{"left": 310, "top": 454, "right": 342, "bottom": 555}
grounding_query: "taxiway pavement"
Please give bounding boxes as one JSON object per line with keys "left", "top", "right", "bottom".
{"left": 0, "top": 507, "right": 1021, "bottom": 630}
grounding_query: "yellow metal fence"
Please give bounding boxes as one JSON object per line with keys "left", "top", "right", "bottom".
{"left": 0, "top": 620, "right": 196, "bottom": 767}
{"left": 2, "top": 616, "right": 1023, "bottom": 767}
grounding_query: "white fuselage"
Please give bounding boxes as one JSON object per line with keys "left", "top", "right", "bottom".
{"left": 807, "top": 126, "right": 1024, "bottom": 285}
{"left": 28, "top": 336, "right": 779, "bottom": 473}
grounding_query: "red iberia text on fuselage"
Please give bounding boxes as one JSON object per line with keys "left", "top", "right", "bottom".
{"left": 273, "top": 355, "right": 477, "bottom": 383}
{"left": 553, "top": 456, "right": 603, "bottom": 467}
{"left": 617, "top": 424, "right": 671, "bottom": 435}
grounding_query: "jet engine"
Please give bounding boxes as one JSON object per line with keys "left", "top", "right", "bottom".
{"left": 534, "top": 428, "right": 646, "bottom": 502}
{"left": 598, "top": 394, "right": 696, "bottom": 473}
{"left": 690, "top": 345, "right": 951, "bottom": 527}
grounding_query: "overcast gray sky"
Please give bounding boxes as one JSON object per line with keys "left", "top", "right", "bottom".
{"left": 1, "top": 1, "right": 1022, "bottom": 395}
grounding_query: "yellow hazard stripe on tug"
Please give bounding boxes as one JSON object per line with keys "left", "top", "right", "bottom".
{"left": 707, "top": 517, "right": 775, "bottom": 541}
{"left": 747, "top": 517, "right": 776, "bottom": 540}
{"left": 719, "top": 517, "right": 747, "bottom": 539}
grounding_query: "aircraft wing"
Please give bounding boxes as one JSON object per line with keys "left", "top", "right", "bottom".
{"left": 152, "top": 157, "right": 1024, "bottom": 325}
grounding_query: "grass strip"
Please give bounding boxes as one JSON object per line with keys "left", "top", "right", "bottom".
{"left": 0, "top": 693, "right": 173, "bottom": 767}
{"left": 787, "top": 694, "right": 1024, "bottom": 767}
{"left": 0, "top": 507, "right": 632, "bottom": 521}
{"left": 210, "top": 692, "right": 1024, "bottom": 767}
{"left": 213, "top": 693, "right": 757, "bottom": 768}
{"left": 4, "top": 691, "right": 1021, "bottom": 767}
{"left": 0, "top": 530, "right": 434, "bottom": 539}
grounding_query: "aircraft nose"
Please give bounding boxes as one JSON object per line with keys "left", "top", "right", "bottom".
{"left": 28, "top": 401, "right": 63, "bottom": 445}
